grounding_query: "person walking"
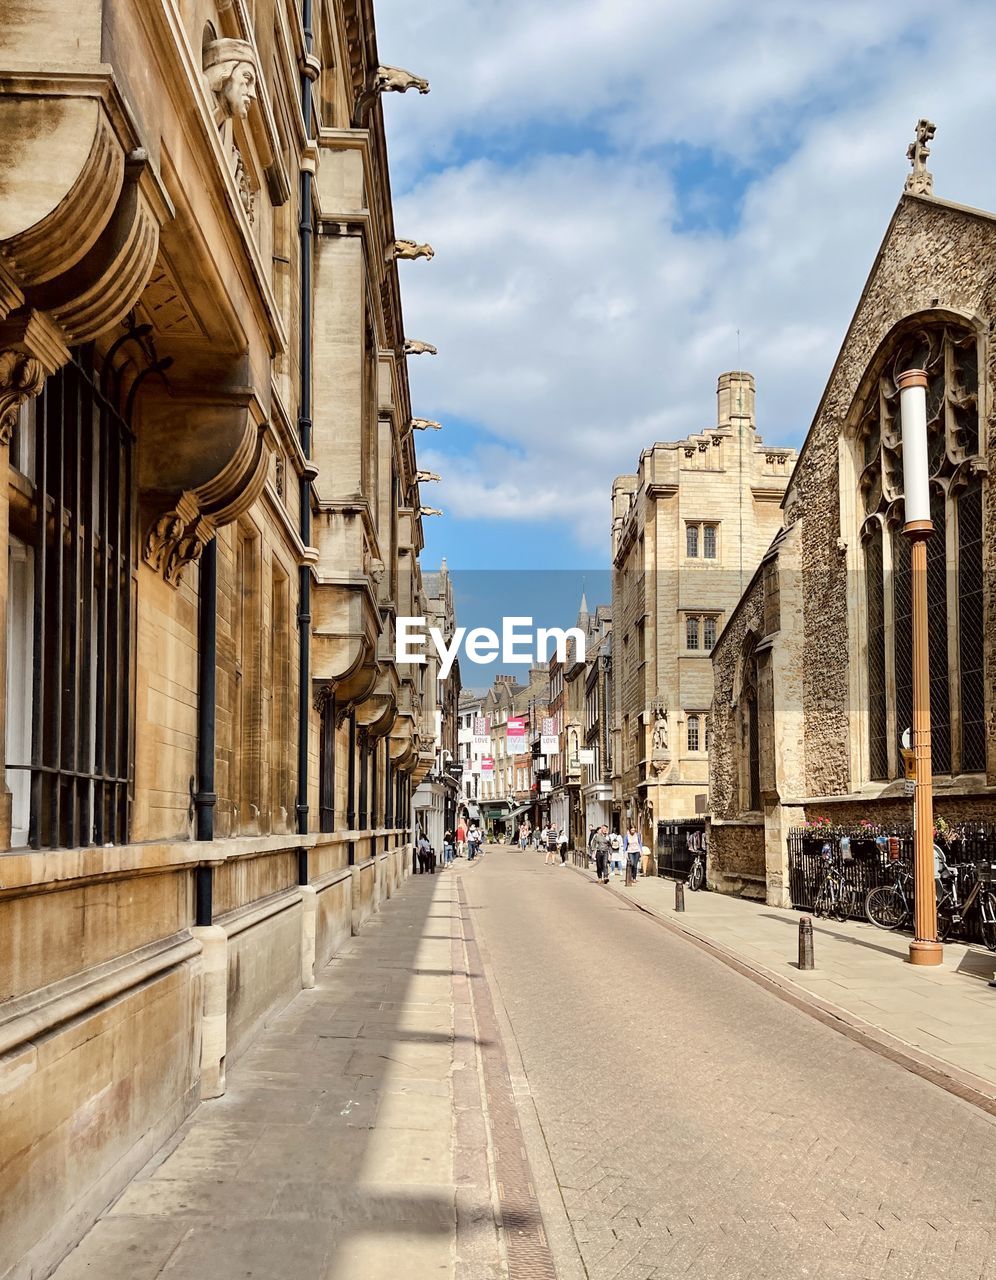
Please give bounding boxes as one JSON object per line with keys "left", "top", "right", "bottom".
{"left": 591, "top": 824, "right": 611, "bottom": 884}
{"left": 518, "top": 821, "right": 530, "bottom": 850}
{"left": 467, "top": 822, "right": 483, "bottom": 861}
{"left": 455, "top": 819, "right": 467, "bottom": 859}
{"left": 544, "top": 822, "right": 559, "bottom": 865}
{"left": 623, "top": 824, "right": 642, "bottom": 886}
{"left": 558, "top": 826, "right": 568, "bottom": 865}
{"left": 442, "top": 831, "right": 454, "bottom": 867}
{"left": 609, "top": 830, "right": 624, "bottom": 879}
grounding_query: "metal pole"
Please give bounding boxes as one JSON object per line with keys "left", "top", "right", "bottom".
{"left": 195, "top": 538, "right": 217, "bottom": 841}
{"left": 898, "top": 369, "right": 941, "bottom": 966}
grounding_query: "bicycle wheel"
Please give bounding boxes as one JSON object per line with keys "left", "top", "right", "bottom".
{"left": 865, "top": 884, "right": 906, "bottom": 930}
{"left": 813, "top": 883, "right": 831, "bottom": 919}
{"left": 935, "top": 899, "right": 954, "bottom": 942}
{"left": 688, "top": 860, "right": 704, "bottom": 892}
{"left": 980, "top": 891, "right": 996, "bottom": 952}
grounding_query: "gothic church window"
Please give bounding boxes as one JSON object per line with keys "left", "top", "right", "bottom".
{"left": 857, "top": 320, "right": 985, "bottom": 779}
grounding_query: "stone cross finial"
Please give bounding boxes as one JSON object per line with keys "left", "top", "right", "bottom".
{"left": 905, "top": 119, "right": 936, "bottom": 195}
{"left": 411, "top": 418, "right": 441, "bottom": 431}
{"left": 387, "top": 240, "right": 435, "bottom": 262}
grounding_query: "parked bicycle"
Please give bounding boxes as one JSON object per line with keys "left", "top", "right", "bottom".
{"left": 936, "top": 861, "right": 996, "bottom": 951}
{"left": 812, "top": 844, "right": 856, "bottom": 921}
{"left": 866, "top": 856, "right": 996, "bottom": 951}
{"left": 865, "top": 860, "right": 914, "bottom": 931}
{"left": 686, "top": 848, "right": 705, "bottom": 892}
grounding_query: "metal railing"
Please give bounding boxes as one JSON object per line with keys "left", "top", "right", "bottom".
{"left": 656, "top": 821, "right": 707, "bottom": 881}
{"left": 787, "top": 823, "right": 996, "bottom": 942}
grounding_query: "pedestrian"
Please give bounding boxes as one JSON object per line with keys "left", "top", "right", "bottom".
{"left": 558, "top": 826, "right": 568, "bottom": 865}
{"left": 544, "top": 821, "right": 559, "bottom": 864}
{"left": 455, "top": 818, "right": 467, "bottom": 859}
{"left": 442, "top": 830, "right": 454, "bottom": 867}
{"left": 624, "top": 824, "right": 642, "bottom": 886}
{"left": 609, "top": 830, "right": 624, "bottom": 879}
{"left": 591, "top": 824, "right": 611, "bottom": 884}
{"left": 417, "top": 831, "right": 431, "bottom": 875}
{"left": 467, "top": 822, "right": 482, "bottom": 861}
{"left": 518, "top": 821, "right": 529, "bottom": 850}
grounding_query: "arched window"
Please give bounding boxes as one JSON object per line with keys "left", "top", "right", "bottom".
{"left": 857, "top": 319, "right": 986, "bottom": 779}
{"left": 738, "top": 635, "right": 761, "bottom": 811}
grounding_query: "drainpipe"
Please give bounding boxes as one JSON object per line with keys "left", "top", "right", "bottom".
{"left": 296, "top": 0, "right": 317, "bottom": 837}
{"left": 195, "top": 538, "right": 218, "bottom": 841}
{"left": 347, "top": 711, "right": 357, "bottom": 831}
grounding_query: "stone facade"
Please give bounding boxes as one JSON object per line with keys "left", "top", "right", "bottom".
{"left": 0, "top": 3, "right": 443, "bottom": 1276}
{"left": 610, "top": 373, "right": 796, "bottom": 845}
{"left": 709, "top": 189, "right": 996, "bottom": 905}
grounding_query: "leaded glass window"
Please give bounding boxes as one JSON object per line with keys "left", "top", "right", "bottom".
{"left": 687, "top": 715, "right": 699, "bottom": 752}
{"left": 856, "top": 320, "right": 985, "bottom": 780}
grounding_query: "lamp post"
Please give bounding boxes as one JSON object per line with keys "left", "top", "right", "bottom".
{"left": 897, "top": 368, "right": 942, "bottom": 966}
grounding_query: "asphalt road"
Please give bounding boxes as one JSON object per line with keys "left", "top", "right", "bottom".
{"left": 464, "top": 850, "right": 996, "bottom": 1280}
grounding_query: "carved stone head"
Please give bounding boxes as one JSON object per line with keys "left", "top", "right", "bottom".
{"left": 204, "top": 38, "right": 258, "bottom": 120}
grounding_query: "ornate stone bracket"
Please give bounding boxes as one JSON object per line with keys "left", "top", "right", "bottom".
{"left": 0, "top": 350, "right": 44, "bottom": 445}
{"left": 137, "top": 384, "right": 273, "bottom": 586}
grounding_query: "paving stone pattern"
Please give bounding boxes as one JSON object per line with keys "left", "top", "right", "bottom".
{"left": 466, "top": 852, "right": 996, "bottom": 1280}
{"left": 48, "top": 873, "right": 502, "bottom": 1280}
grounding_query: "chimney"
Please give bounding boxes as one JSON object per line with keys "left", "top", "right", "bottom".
{"left": 717, "top": 371, "right": 755, "bottom": 432}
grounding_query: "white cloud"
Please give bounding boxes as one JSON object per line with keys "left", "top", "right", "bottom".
{"left": 374, "top": 0, "right": 996, "bottom": 553}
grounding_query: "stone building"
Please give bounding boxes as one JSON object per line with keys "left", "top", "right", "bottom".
{"left": 411, "top": 560, "right": 461, "bottom": 851}
{"left": 610, "top": 374, "right": 795, "bottom": 843}
{"left": 0, "top": 2, "right": 441, "bottom": 1274}
{"left": 579, "top": 602, "right": 613, "bottom": 836}
{"left": 709, "top": 134, "right": 996, "bottom": 904}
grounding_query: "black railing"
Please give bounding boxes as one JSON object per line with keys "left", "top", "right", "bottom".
{"left": 656, "top": 821, "right": 707, "bottom": 881}
{"left": 787, "top": 823, "right": 996, "bottom": 941}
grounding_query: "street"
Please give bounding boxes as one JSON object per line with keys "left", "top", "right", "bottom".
{"left": 466, "top": 850, "right": 996, "bottom": 1280}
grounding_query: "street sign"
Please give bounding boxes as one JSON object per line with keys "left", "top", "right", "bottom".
{"left": 903, "top": 778, "right": 916, "bottom": 797}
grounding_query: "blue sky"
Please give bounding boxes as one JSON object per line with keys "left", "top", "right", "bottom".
{"left": 376, "top": 0, "right": 996, "bottom": 591}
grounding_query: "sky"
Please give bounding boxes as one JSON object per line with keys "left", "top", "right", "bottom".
{"left": 375, "top": 0, "right": 996, "bottom": 595}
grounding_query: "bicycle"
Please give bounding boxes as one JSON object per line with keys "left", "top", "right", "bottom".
{"left": 936, "top": 862, "right": 996, "bottom": 951}
{"left": 686, "top": 849, "right": 705, "bottom": 892}
{"left": 865, "top": 861, "right": 914, "bottom": 931}
{"left": 812, "top": 845, "right": 854, "bottom": 921}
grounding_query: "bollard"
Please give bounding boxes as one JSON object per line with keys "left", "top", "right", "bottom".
{"left": 798, "top": 915, "right": 815, "bottom": 970}
{"left": 674, "top": 880, "right": 685, "bottom": 912}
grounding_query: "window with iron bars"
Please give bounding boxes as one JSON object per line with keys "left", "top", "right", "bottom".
{"left": 5, "top": 348, "right": 136, "bottom": 848}
{"left": 857, "top": 321, "right": 986, "bottom": 780}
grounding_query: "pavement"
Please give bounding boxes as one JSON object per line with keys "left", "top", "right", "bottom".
{"left": 49, "top": 864, "right": 515, "bottom": 1280}
{"left": 46, "top": 848, "right": 996, "bottom": 1280}
{"left": 571, "top": 857, "right": 996, "bottom": 1107}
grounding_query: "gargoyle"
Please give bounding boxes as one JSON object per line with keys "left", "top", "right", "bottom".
{"left": 415, "top": 470, "right": 441, "bottom": 483}
{"left": 411, "top": 418, "right": 441, "bottom": 431}
{"left": 404, "top": 340, "right": 437, "bottom": 356}
{"left": 387, "top": 240, "right": 434, "bottom": 262}
{"left": 353, "top": 65, "right": 430, "bottom": 125}
{"left": 419, "top": 506, "right": 443, "bottom": 517}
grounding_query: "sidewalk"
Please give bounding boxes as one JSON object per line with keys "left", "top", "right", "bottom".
{"left": 48, "top": 867, "right": 506, "bottom": 1280}
{"left": 576, "top": 862, "right": 996, "bottom": 1107}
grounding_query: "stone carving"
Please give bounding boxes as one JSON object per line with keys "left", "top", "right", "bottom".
{"left": 369, "top": 557, "right": 386, "bottom": 584}
{"left": 374, "top": 65, "right": 430, "bottom": 96}
{"left": 404, "top": 339, "right": 437, "bottom": 356}
{"left": 387, "top": 239, "right": 434, "bottom": 262}
{"left": 353, "top": 65, "right": 430, "bottom": 126}
{"left": 234, "top": 149, "right": 255, "bottom": 223}
{"left": 411, "top": 417, "right": 441, "bottom": 431}
{"left": 204, "top": 38, "right": 259, "bottom": 120}
{"left": 143, "top": 511, "right": 209, "bottom": 587}
{"left": 274, "top": 454, "right": 285, "bottom": 498}
{"left": 0, "top": 350, "right": 45, "bottom": 445}
{"left": 414, "top": 470, "right": 441, "bottom": 483}
{"left": 419, "top": 506, "right": 443, "bottom": 517}
{"left": 905, "top": 118, "right": 936, "bottom": 195}
{"left": 651, "top": 700, "right": 669, "bottom": 752}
